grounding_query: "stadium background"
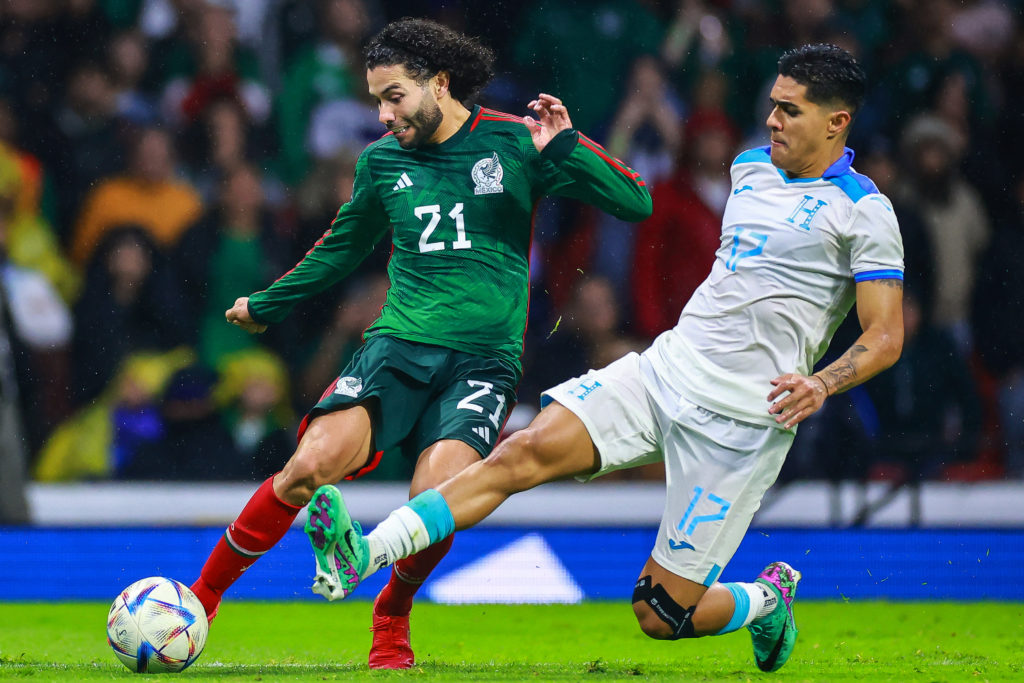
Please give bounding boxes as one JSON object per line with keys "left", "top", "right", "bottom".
{"left": 0, "top": 0, "right": 1022, "bottom": 606}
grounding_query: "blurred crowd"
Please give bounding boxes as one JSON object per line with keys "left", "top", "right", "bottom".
{"left": 0, "top": 0, "right": 1021, "bottom": 513}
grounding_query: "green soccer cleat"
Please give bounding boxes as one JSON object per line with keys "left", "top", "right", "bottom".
{"left": 747, "top": 561, "right": 801, "bottom": 672}
{"left": 305, "top": 484, "right": 369, "bottom": 601}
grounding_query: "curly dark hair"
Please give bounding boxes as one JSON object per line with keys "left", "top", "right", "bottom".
{"left": 778, "top": 44, "right": 866, "bottom": 116}
{"left": 364, "top": 18, "right": 495, "bottom": 104}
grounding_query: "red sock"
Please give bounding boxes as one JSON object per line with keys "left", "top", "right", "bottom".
{"left": 375, "top": 534, "right": 455, "bottom": 617}
{"left": 190, "top": 475, "right": 301, "bottom": 617}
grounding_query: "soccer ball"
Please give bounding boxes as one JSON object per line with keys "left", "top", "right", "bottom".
{"left": 106, "top": 577, "right": 208, "bottom": 673}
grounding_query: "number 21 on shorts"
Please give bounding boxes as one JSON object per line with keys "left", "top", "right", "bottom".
{"left": 457, "top": 380, "right": 506, "bottom": 429}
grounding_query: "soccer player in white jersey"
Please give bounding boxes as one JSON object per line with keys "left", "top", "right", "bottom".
{"left": 305, "top": 44, "right": 904, "bottom": 673}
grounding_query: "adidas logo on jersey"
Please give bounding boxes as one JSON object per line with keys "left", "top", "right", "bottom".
{"left": 392, "top": 172, "right": 413, "bottom": 191}
{"left": 472, "top": 425, "right": 491, "bottom": 442}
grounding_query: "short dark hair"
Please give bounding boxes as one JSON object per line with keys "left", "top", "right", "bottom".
{"left": 778, "top": 44, "right": 866, "bottom": 116}
{"left": 364, "top": 18, "right": 495, "bottom": 104}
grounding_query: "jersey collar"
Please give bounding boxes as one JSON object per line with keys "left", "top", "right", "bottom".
{"left": 775, "top": 146, "right": 855, "bottom": 183}
{"left": 415, "top": 105, "right": 480, "bottom": 153}
{"left": 822, "top": 147, "right": 855, "bottom": 178}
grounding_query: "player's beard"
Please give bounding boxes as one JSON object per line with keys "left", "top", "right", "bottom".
{"left": 394, "top": 95, "right": 443, "bottom": 149}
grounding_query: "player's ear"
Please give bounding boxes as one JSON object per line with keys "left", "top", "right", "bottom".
{"left": 828, "top": 109, "right": 852, "bottom": 139}
{"left": 433, "top": 71, "right": 450, "bottom": 99}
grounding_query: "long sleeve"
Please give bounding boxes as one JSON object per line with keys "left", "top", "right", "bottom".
{"left": 248, "top": 151, "right": 389, "bottom": 324}
{"left": 536, "top": 130, "right": 653, "bottom": 222}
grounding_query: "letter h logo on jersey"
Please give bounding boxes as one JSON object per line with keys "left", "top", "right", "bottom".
{"left": 571, "top": 379, "right": 602, "bottom": 401}
{"left": 786, "top": 194, "right": 828, "bottom": 230}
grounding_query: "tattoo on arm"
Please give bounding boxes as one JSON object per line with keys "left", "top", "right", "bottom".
{"left": 820, "top": 344, "right": 869, "bottom": 394}
{"left": 871, "top": 279, "right": 904, "bottom": 290}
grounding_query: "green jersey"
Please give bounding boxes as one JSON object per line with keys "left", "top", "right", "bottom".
{"left": 248, "top": 105, "right": 652, "bottom": 374}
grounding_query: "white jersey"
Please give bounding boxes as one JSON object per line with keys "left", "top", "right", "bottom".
{"left": 642, "top": 146, "right": 904, "bottom": 429}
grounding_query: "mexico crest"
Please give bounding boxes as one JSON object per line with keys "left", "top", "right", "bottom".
{"left": 334, "top": 376, "right": 363, "bottom": 398}
{"left": 472, "top": 153, "right": 504, "bottom": 195}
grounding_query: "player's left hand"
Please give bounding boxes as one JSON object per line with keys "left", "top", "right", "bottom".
{"left": 525, "top": 93, "right": 573, "bottom": 152}
{"left": 767, "top": 373, "right": 829, "bottom": 429}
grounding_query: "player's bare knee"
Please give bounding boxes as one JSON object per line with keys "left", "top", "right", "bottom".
{"left": 483, "top": 429, "right": 546, "bottom": 492}
{"left": 279, "top": 425, "right": 345, "bottom": 503}
{"left": 276, "top": 453, "right": 320, "bottom": 504}
{"left": 475, "top": 449, "right": 527, "bottom": 495}
{"left": 633, "top": 602, "right": 675, "bottom": 640}
{"left": 631, "top": 575, "right": 698, "bottom": 640}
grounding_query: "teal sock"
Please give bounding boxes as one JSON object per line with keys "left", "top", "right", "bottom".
{"left": 716, "top": 582, "right": 773, "bottom": 634}
{"left": 365, "top": 489, "right": 456, "bottom": 574}
{"left": 717, "top": 583, "right": 751, "bottom": 634}
{"left": 407, "top": 489, "right": 456, "bottom": 544}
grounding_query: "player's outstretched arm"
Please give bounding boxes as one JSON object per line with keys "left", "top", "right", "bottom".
{"left": 244, "top": 152, "right": 389, "bottom": 325}
{"left": 225, "top": 296, "right": 268, "bottom": 334}
{"left": 768, "top": 278, "right": 904, "bottom": 429}
{"left": 527, "top": 93, "right": 652, "bottom": 222}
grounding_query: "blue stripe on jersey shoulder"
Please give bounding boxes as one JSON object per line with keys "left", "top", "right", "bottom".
{"left": 855, "top": 269, "right": 904, "bottom": 282}
{"left": 732, "top": 146, "right": 772, "bottom": 167}
{"left": 828, "top": 171, "right": 879, "bottom": 203}
{"left": 732, "top": 146, "right": 882, "bottom": 201}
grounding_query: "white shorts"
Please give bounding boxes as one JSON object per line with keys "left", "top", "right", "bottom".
{"left": 542, "top": 352, "right": 794, "bottom": 586}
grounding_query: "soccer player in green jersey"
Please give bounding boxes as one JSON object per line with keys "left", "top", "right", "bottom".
{"left": 187, "top": 18, "right": 651, "bottom": 670}
{"left": 303, "top": 44, "right": 905, "bottom": 674}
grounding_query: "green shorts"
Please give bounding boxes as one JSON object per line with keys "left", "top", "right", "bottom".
{"left": 299, "top": 335, "right": 519, "bottom": 476}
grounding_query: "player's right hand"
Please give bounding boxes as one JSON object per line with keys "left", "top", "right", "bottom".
{"left": 766, "top": 373, "right": 828, "bottom": 429}
{"left": 225, "top": 296, "right": 267, "bottom": 334}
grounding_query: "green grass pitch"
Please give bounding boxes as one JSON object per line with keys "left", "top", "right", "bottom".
{"left": 1, "top": 601, "right": 1022, "bottom": 681}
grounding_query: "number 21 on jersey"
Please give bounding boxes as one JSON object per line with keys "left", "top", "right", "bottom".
{"left": 415, "top": 203, "right": 471, "bottom": 253}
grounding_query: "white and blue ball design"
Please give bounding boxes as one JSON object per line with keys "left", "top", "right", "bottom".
{"left": 106, "top": 577, "right": 208, "bottom": 673}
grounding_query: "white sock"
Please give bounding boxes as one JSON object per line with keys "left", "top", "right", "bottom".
{"left": 364, "top": 507, "right": 431, "bottom": 579}
{"left": 749, "top": 582, "right": 778, "bottom": 620}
